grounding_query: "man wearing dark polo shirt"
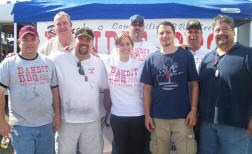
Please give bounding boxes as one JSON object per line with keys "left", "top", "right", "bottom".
{"left": 199, "top": 14, "right": 252, "bottom": 154}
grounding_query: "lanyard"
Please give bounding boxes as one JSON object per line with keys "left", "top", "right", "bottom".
{"left": 213, "top": 51, "right": 227, "bottom": 78}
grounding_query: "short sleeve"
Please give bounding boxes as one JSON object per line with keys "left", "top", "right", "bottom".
{"left": 50, "top": 61, "right": 58, "bottom": 88}
{"left": 98, "top": 59, "right": 109, "bottom": 90}
{"left": 0, "top": 59, "right": 10, "bottom": 88}
{"left": 38, "top": 41, "right": 48, "bottom": 55}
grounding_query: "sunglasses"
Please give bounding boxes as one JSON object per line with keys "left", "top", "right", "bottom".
{"left": 77, "top": 61, "right": 85, "bottom": 75}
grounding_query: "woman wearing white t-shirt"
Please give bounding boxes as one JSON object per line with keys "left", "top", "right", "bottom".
{"left": 103, "top": 33, "right": 146, "bottom": 154}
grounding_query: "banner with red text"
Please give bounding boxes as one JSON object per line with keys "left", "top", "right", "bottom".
{"left": 37, "top": 18, "right": 216, "bottom": 55}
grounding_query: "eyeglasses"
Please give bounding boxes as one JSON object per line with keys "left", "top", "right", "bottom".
{"left": 77, "top": 61, "right": 85, "bottom": 75}
{"left": 214, "top": 28, "right": 231, "bottom": 33}
{"left": 132, "top": 23, "right": 144, "bottom": 27}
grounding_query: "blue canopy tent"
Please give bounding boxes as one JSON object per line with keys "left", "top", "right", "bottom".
{"left": 12, "top": 0, "right": 252, "bottom": 22}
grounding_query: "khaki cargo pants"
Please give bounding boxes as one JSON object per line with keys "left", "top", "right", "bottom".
{"left": 150, "top": 118, "right": 197, "bottom": 154}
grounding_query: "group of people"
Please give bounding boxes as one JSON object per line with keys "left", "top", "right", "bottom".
{"left": 0, "top": 10, "right": 251, "bottom": 154}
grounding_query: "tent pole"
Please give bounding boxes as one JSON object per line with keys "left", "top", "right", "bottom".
{"left": 14, "top": 23, "right": 17, "bottom": 52}
{"left": 250, "top": 21, "right": 252, "bottom": 47}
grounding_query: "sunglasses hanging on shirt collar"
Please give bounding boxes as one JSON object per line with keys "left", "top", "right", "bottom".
{"left": 77, "top": 61, "right": 88, "bottom": 81}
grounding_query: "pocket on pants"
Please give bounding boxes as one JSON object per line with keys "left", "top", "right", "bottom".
{"left": 150, "top": 132, "right": 158, "bottom": 153}
{"left": 186, "top": 133, "right": 197, "bottom": 154}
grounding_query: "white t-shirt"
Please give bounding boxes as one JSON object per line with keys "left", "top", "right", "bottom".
{"left": 103, "top": 55, "right": 144, "bottom": 116}
{"left": 38, "top": 35, "right": 75, "bottom": 56}
{"left": 190, "top": 47, "right": 210, "bottom": 72}
{"left": 50, "top": 52, "right": 108, "bottom": 123}
{"left": 131, "top": 40, "right": 157, "bottom": 63}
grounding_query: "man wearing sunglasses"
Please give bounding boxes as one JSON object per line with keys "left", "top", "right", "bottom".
{"left": 50, "top": 27, "right": 109, "bottom": 154}
{"left": 128, "top": 14, "right": 157, "bottom": 63}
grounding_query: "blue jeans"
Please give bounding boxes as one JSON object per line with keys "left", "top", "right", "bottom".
{"left": 11, "top": 123, "right": 54, "bottom": 154}
{"left": 199, "top": 122, "right": 250, "bottom": 154}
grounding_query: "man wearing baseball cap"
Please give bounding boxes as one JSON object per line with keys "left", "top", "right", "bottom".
{"left": 0, "top": 25, "right": 61, "bottom": 154}
{"left": 50, "top": 27, "right": 109, "bottom": 154}
{"left": 184, "top": 19, "right": 211, "bottom": 154}
{"left": 185, "top": 20, "right": 210, "bottom": 72}
{"left": 128, "top": 14, "right": 157, "bottom": 62}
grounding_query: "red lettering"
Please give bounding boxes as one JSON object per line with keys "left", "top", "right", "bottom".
{"left": 37, "top": 66, "right": 41, "bottom": 73}
{"left": 121, "top": 70, "right": 126, "bottom": 76}
{"left": 126, "top": 70, "right": 130, "bottom": 76}
{"left": 121, "top": 76, "right": 126, "bottom": 83}
{"left": 111, "top": 66, "right": 115, "bottom": 73}
{"left": 105, "top": 31, "right": 117, "bottom": 54}
{"left": 33, "top": 74, "right": 39, "bottom": 81}
{"left": 142, "top": 32, "right": 147, "bottom": 41}
{"left": 114, "top": 75, "right": 120, "bottom": 82}
{"left": 17, "top": 67, "right": 24, "bottom": 74}
{"left": 175, "top": 32, "right": 183, "bottom": 44}
{"left": 42, "top": 66, "right": 48, "bottom": 72}
{"left": 116, "top": 70, "right": 120, "bottom": 76}
{"left": 93, "top": 31, "right": 101, "bottom": 53}
{"left": 26, "top": 73, "right": 32, "bottom": 81}
{"left": 207, "top": 33, "right": 214, "bottom": 49}
{"left": 133, "top": 68, "right": 138, "bottom": 75}
{"left": 30, "top": 67, "right": 36, "bottom": 73}
{"left": 25, "top": 67, "right": 30, "bottom": 74}
{"left": 109, "top": 74, "right": 114, "bottom": 80}
{"left": 18, "top": 75, "right": 25, "bottom": 83}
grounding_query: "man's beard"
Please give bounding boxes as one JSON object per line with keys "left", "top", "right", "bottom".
{"left": 216, "top": 35, "right": 229, "bottom": 46}
{"left": 135, "top": 31, "right": 140, "bottom": 38}
{"left": 78, "top": 44, "right": 89, "bottom": 55}
{"left": 134, "top": 30, "right": 142, "bottom": 39}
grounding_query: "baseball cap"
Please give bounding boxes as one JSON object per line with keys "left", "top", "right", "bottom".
{"left": 186, "top": 20, "right": 202, "bottom": 31}
{"left": 130, "top": 14, "right": 144, "bottom": 25}
{"left": 19, "top": 25, "right": 39, "bottom": 39}
{"left": 75, "top": 27, "right": 94, "bottom": 40}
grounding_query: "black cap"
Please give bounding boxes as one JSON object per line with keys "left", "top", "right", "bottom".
{"left": 186, "top": 20, "right": 202, "bottom": 31}
{"left": 75, "top": 27, "right": 94, "bottom": 40}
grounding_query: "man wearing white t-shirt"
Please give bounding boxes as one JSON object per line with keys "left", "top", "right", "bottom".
{"left": 50, "top": 27, "right": 109, "bottom": 154}
{"left": 39, "top": 11, "right": 75, "bottom": 56}
{"left": 185, "top": 20, "right": 210, "bottom": 72}
{"left": 129, "top": 14, "right": 157, "bottom": 63}
{"left": 185, "top": 20, "right": 210, "bottom": 154}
